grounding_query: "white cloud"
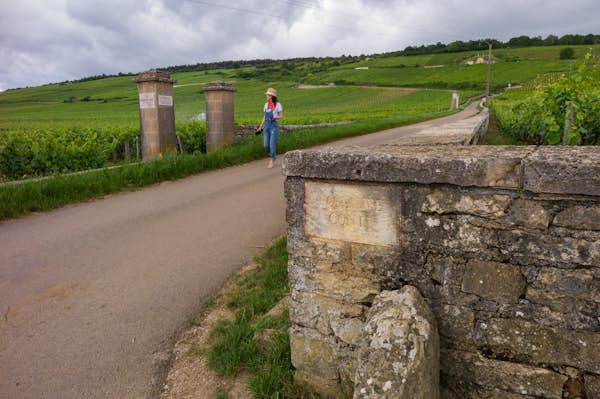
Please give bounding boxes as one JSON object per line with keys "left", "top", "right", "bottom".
{"left": 0, "top": 0, "right": 598, "bottom": 90}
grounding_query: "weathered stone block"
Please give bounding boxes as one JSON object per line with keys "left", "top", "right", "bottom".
{"left": 461, "top": 260, "right": 526, "bottom": 304}
{"left": 310, "top": 241, "right": 396, "bottom": 280}
{"left": 291, "top": 291, "right": 367, "bottom": 342}
{"left": 354, "top": 286, "right": 439, "bottom": 399}
{"left": 290, "top": 326, "right": 340, "bottom": 394}
{"left": 485, "top": 318, "right": 600, "bottom": 373}
{"left": 425, "top": 255, "right": 466, "bottom": 287}
{"left": 290, "top": 292, "right": 361, "bottom": 335}
{"left": 554, "top": 205, "right": 600, "bottom": 231}
{"left": 508, "top": 199, "right": 552, "bottom": 230}
{"left": 442, "top": 379, "right": 538, "bottom": 399}
{"left": 414, "top": 215, "right": 498, "bottom": 256}
{"left": 585, "top": 374, "right": 600, "bottom": 399}
{"left": 523, "top": 146, "right": 600, "bottom": 196}
{"left": 314, "top": 240, "right": 351, "bottom": 264}
{"left": 441, "top": 349, "right": 567, "bottom": 398}
{"left": 497, "top": 300, "right": 566, "bottom": 329}
{"left": 421, "top": 189, "right": 511, "bottom": 218}
{"left": 285, "top": 177, "right": 306, "bottom": 241}
{"left": 283, "top": 146, "right": 533, "bottom": 189}
{"left": 437, "top": 305, "right": 476, "bottom": 348}
{"left": 314, "top": 272, "right": 380, "bottom": 304}
{"left": 349, "top": 243, "right": 401, "bottom": 279}
{"left": 287, "top": 257, "right": 316, "bottom": 295}
{"left": 330, "top": 317, "right": 365, "bottom": 346}
{"left": 526, "top": 267, "right": 599, "bottom": 312}
{"left": 496, "top": 228, "right": 600, "bottom": 267}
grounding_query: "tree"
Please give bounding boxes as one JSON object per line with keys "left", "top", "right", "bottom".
{"left": 559, "top": 47, "right": 575, "bottom": 60}
{"left": 543, "top": 35, "right": 559, "bottom": 45}
{"left": 583, "top": 33, "right": 597, "bottom": 44}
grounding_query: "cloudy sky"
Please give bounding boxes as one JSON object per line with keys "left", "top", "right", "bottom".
{"left": 0, "top": 0, "right": 598, "bottom": 91}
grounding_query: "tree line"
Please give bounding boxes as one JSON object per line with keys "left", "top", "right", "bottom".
{"left": 391, "top": 33, "right": 600, "bottom": 57}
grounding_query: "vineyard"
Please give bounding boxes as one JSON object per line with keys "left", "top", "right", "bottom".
{"left": 0, "top": 81, "right": 476, "bottom": 181}
{"left": 309, "top": 60, "right": 577, "bottom": 90}
{"left": 491, "top": 53, "right": 600, "bottom": 145}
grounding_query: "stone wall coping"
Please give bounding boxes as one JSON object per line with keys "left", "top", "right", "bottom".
{"left": 202, "top": 81, "right": 237, "bottom": 92}
{"left": 283, "top": 145, "right": 600, "bottom": 196}
{"left": 390, "top": 111, "right": 488, "bottom": 146}
{"left": 134, "top": 69, "right": 175, "bottom": 84}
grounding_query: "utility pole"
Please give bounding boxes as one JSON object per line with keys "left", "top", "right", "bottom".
{"left": 486, "top": 41, "right": 492, "bottom": 102}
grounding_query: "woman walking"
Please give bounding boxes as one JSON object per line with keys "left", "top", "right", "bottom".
{"left": 258, "top": 87, "right": 283, "bottom": 168}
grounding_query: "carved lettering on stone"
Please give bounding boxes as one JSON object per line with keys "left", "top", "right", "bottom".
{"left": 304, "top": 181, "right": 399, "bottom": 246}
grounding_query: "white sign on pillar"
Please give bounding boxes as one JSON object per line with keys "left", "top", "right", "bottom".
{"left": 139, "top": 93, "right": 156, "bottom": 109}
{"left": 158, "top": 95, "right": 173, "bottom": 107}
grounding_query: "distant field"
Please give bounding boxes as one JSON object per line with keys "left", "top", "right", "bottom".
{"left": 0, "top": 75, "right": 477, "bottom": 129}
{"left": 312, "top": 60, "right": 578, "bottom": 89}
{"left": 304, "top": 44, "right": 600, "bottom": 89}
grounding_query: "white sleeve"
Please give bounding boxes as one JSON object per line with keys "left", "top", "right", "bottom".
{"left": 276, "top": 103, "right": 283, "bottom": 117}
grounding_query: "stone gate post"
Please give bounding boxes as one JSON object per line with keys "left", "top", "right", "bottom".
{"left": 203, "top": 82, "right": 236, "bottom": 153}
{"left": 134, "top": 70, "right": 177, "bottom": 160}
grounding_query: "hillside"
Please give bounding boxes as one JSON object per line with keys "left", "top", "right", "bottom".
{"left": 1, "top": 43, "right": 598, "bottom": 129}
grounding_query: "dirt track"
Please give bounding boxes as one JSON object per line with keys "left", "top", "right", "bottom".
{"left": 0, "top": 103, "right": 479, "bottom": 399}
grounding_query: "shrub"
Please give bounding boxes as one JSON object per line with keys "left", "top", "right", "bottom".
{"left": 559, "top": 47, "right": 575, "bottom": 60}
{"left": 176, "top": 121, "right": 206, "bottom": 153}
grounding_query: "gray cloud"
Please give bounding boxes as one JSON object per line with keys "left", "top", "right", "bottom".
{"left": 0, "top": 0, "right": 599, "bottom": 90}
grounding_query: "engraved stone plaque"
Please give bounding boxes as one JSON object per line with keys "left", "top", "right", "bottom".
{"left": 304, "top": 181, "right": 400, "bottom": 246}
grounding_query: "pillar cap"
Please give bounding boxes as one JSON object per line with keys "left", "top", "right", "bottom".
{"left": 134, "top": 70, "right": 175, "bottom": 84}
{"left": 203, "top": 81, "right": 236, "bottom": 92}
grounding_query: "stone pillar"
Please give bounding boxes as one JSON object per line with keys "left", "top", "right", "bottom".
{"left": 134, "top": 70, "right": 177, "bottom": 160}
{"left": 451, "top": 91, "right": 459, "bottom": 110}
{"left": 203, "top": 81, "right": 236, "bottom": 153}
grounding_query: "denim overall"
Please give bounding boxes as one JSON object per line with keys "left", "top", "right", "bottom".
{"left": 263, "top": 106, "right": 279, "bottom": 161}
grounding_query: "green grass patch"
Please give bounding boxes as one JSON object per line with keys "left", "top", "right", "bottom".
{"left": 0, "top": 108, "right": 458, "bottom": 220}
{"left": 205, "top": 237, "right": 346, "bottom": 398}
{"left": 480, "top": 106, "right": 521, "bottom": 145}
{"left": 215, "top": 387, "right": 230, "bottom": 399}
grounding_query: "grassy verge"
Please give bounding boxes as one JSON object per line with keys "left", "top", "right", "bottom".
{"left": 0, "top": 110, "right": 457, "bottom": 220}
{"left": 480, "top": 106, "right": 520, "bottom": 145}
{"left": 205, "top": 237, "right": 339, "bottom": 398}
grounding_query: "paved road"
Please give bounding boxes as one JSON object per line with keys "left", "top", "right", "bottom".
{"left": 0, "top": 104, "right": 478, "bottom": 399}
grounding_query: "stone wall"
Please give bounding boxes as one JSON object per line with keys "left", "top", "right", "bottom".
{"left": 389, "top": 108, "right": 488, "bottom": 146}
{"left": 283, "top": 145, "right": 600, "bottom": 398}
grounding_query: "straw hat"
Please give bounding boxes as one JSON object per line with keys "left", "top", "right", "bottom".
{"left": 265, "top": 87, "right": 277, "bottom": 96}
